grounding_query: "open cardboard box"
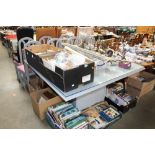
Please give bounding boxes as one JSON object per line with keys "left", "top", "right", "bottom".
{"left": 30, "top": 87, "right": 63, "bottom": 120}
{"left": 28, "top": 75, "right": 48, "bottom": 93}
{"left": 26, "top": 44, "right": 60, "bottom": 54}
{"left": 127, "top": 71, "right": 155, "bottom": 99}
{"left": 26, "top": 45, "right": 95, "bottom": 92}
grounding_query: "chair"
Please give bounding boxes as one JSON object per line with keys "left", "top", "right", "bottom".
{"left": 56, "top": 38, "right": 69, "bottom": 48}
{"left": 13, "top": 37, "right": 33, "bottom": 81}
{"left": 23, "top": 40, "right": 41, "bottom": 61}
{"left": 15, "top": 38, "right": 40, "bottom": 89}
{"left": 22, "top": 41, "right": 41, "bottom": 86}
{"left": 67, "top": 36, "right": 83, "bottom": 46}
{"left": 24, "top": 40, "right": 40, "bottom": 48}
{"left": 18, "top": 37, "right": 33, "bottom": 64}
{"left": 39, "top": 36, "right": 52, "bottom": 44}
{"left": 47, "top": 38, "right": 59, "bottom": 47}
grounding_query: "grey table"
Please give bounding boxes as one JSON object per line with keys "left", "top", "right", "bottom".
{"left": 25, "top": 60, "right": 144, "bottom": 110}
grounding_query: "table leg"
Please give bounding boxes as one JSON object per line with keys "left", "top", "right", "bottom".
{"left": 75, "top": 87, "right": 106, "bottom": 110}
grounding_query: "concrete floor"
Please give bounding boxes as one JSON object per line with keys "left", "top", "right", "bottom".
{"left": 109, "top": 90, "right": 155, "bottom": 129}
{"left": 0, "top": 41, "right": 155, "bottom": 129}
{"left": 0, "top": 41, "right": 50, "bottom": 129}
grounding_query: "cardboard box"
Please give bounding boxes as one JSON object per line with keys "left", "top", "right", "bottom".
{"left": 30, "top": 88, "right": 63, "bottom": 120}
{"left": 127, "top": 84, "right": 154, "bottom": 99}
{"left": 28, "top": 75, "right": 47, "bottom": 93}
{"left": 127, "top": 71, "right": 155, "bottom": 98}
{"left": 26, "top": 45, "right": 95, "bottom": 92}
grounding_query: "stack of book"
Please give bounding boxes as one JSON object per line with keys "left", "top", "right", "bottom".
{"left": 47, "top": 102, "right": 88, "bottom": 129}
{"left": 107, "top": 83, "right": 134, "bottom": 106}
{"left": 82, "top": 102, "right": 121, "bottom": 129}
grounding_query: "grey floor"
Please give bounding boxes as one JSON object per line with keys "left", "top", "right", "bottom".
{"left": 0, "top": 41, "right": 50, "bottom": 129}
{"left": 0, "top": 41, "right": 155, "bottom": 129}
{"left": 109, "top": 91, "right": 155, "bottom": 129}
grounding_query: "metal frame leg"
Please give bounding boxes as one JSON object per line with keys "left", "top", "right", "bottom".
{"left": 24, "top": 61, "right": 30, "bottom": 86}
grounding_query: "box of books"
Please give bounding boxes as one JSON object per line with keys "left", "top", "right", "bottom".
{"left": 46, "top": 102, "right": 89, "bottom": 129}
{"left": 106, "top": 83, "right": 137, "bottom": 113}
{"left": 82, "top": 107, "right": 108, "bottom": 129}
{"left": 82, "top": 102, "right": 121, "bottom": 129}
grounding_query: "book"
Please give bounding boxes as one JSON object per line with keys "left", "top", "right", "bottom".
{"left": 59, "top": 107, "right": 81, "bottom": 122}
{"left": 73, "top": 121, "right": 88, "bottom": 129}
{"left": 50, "top": 102, "right": 69, "bottom": 112}
{"left": 118, "top": 93, "right": 133, "bottom": 104}
{"left": 78, "top": 123, "right": 89, "bottom": 129}
{"left": 99, "top": 107, "right": 120, "bottom": 122}
{"left": 51, "top": 102, "right": 66, "bottom": 109}
{"left": 89, "top": 117, "right": 108, "bottom": 129}
{"left": 122, "top": 94, "right": 133, "bottom": 103}
{"left": 65, "top": 115, "right": 87, "bottom": 129}
{"left": 93, "top": 103, "right": 108, "bottom": 112}
{"left": 46, "top": 111, "right": 63, "bottom": 129}
{"left": 82, "top": 107, "right": 99, "bottom": 118}
{"left": 83, "top": 107, "right": 108, "bottom": 129}
{"left": 55, "top": 104, "right": 74, "bottom": 115}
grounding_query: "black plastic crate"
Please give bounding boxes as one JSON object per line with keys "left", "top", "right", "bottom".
{"left": 105, "top": 97, "right": 130, "bottom": 113}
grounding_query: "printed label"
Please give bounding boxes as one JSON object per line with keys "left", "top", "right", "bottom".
{"left": 82, "top": 74, "right": 91, "bottom": 83}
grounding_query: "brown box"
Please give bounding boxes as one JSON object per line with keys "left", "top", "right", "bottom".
{"left": 127, "top": 85, "right": 141, "bottom": 98}
{"left": 28, "top": 75, "right": 47, "bottom": 93}
{"left": 30, "top": 88, "right": 63, "bottom": 120}
{"left": 127, "top": 71, "right": 155, "bottom": 98}
{"left": 26, "top": 44, "right": 60, "bottom": 54}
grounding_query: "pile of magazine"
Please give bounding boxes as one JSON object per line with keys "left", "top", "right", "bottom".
{"left": 82, "top": 102, "right": 121, "bottom": 129}
{"left": 46, "top": 102, "right": 89, "bottom": 129}
{"left": 46, "top": 101, "right": 121, "bottom": 129}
